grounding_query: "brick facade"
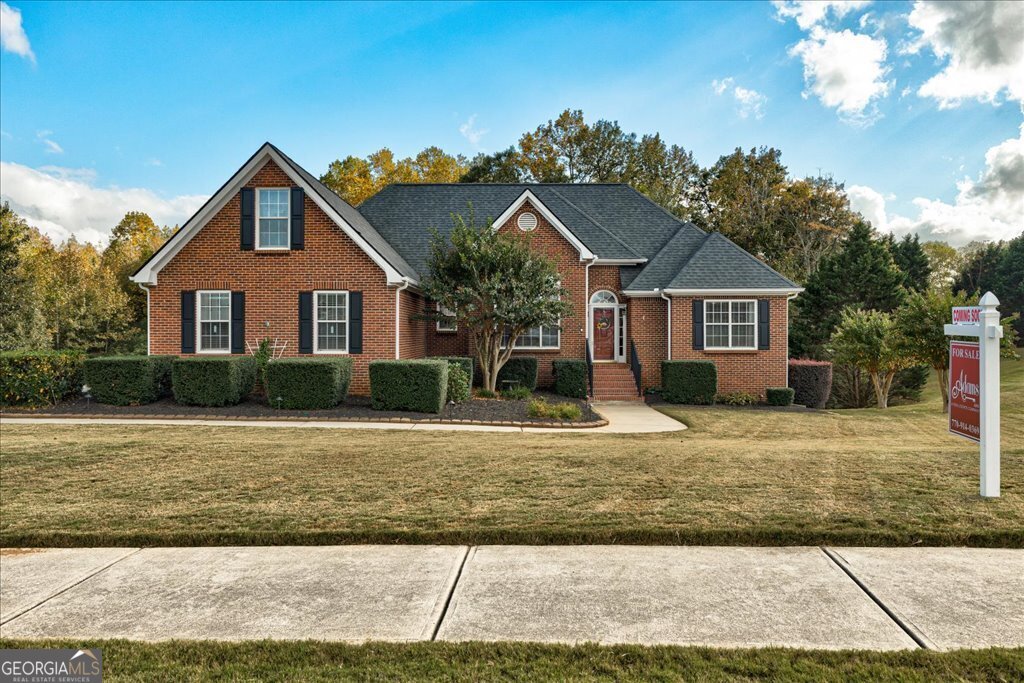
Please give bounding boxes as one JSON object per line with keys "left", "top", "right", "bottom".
{"left": 147, "top": 159, "right": 397, "bottom": 395}
{"left": 148, "top": 169, "right": 791, "bottom": 397}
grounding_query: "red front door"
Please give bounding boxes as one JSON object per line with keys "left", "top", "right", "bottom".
{"left": 592, "top": 308, "right": 615, "bottom": 360}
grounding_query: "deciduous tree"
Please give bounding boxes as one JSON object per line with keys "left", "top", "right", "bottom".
{"left": 829, "top": 308, "right": 913, "bottom": 409}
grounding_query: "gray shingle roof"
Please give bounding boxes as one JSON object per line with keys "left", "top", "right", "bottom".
{"left": 356, "top": 182, "right": 798, "bottom": 290}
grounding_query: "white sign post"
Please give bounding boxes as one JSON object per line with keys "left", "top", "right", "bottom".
{"left": 944, "top": 292, "right": 1002, "bottom": 498}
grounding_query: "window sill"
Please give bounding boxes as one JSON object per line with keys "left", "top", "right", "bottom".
{"left": 510, "top": 347, "right": 561, "bottom": 353}
{"left": 701, "top": 348, "right": 761, "bottom": 354}
{"left": 252, "top": 249, "right": 291, "bottom": 255}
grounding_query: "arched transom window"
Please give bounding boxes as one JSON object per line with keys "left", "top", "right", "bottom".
{"left": 590, "top": 290, "right": 618, "bottom": 305}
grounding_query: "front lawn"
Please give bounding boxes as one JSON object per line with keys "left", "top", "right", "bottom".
{"left": 1, "top": 355, "right": 1021, "bottom": 548}
{"left": 0, "top": 640, "right": 1021, "bottom": 682}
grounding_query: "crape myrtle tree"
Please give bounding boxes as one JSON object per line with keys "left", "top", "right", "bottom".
{"left": 829, "top": 308, "right": 914, "bottom": 409}
{"left": 423, "top": 208, "right": 572, "bottom": 392}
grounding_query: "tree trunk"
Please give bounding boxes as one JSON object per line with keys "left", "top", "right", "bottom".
{"left": 870, "top": 371, "right": 888, "bottom": 409}
{"left": 937, "top": 367, "right": 950, "bottom": 412}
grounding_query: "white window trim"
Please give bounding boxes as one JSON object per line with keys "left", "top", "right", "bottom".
{"left": 704, "top": 299, "right": 758, "bottom": 350}
{"left": 436, "top": 302, "right": 457, "bottom": 333}
{"left": 255, "top": 187, "right": 291, "bottom": 250}
{"left": 509, "top": 323, "right": 561, "bottom": 350}
{"left": 196, "top": 290, "right": 231, "bottom": 354}
{"left": 313, "top": 290, "right": 350, "bottom": 354}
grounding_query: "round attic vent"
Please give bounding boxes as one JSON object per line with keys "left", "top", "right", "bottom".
{"left": 517, "top": 212, "right": 538, "bottom": 231}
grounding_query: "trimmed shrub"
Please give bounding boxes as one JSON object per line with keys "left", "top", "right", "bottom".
{"left": 766, "top": 387, "right": 795, "bottom": 407}
{"left": 172, "top": 356, "right": 257, "bottom": 407}
{"left": 788, "top": 359, "right": 832, "bottom": 409}
{"left": 83, "top": 355, "right": 175, "bottom": 406}
{"left": 475, "top": 388, "right": 498, "bottom": 399}
{"left": 369, "top": 359, "right": 448, "bottom": 413}
{"left": 552, "top": 359, "right": 587, "bottom": 399}
{"left": 432, "top": 356, "right": 473, "bottom": 387}
{"left": 0, "top": 350, "right": 85, "bottom": 407}
{"left": 716, "top": 391, "right": 757, "bottom": 406}
{"left": 501, "top": 385, "right": 531, "bottom": 400}
{"left": 661, "top": 361, "right": 717, "bottom": 405}
{"left": 265, "top": 357, "right": 352, "bottom": 409}
{"left": 497, "top": 356, "right": 538, "bottom": 390}
{"left": 446, "top": 364, "right": 471, "bottom": 404}
{"left": 527, "top": 397, "right": 583, "bottom": 421}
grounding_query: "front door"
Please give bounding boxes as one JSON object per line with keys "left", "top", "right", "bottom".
{"left": 592, "top": 307, "right": 615, "bottom": 360}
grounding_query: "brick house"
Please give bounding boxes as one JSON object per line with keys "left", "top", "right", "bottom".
{"left": 132, "top": 143, "right": 802, "bottom": 398}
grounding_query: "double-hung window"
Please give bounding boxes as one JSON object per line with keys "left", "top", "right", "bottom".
{"left": 315, "top": 291, "right": 348, "bottom": 353}
{"left": 436, "top": 303, "right": 457, "bottom": 332}
{"left": 198, "top": 290, "right": 231, "bottom": 353}
{"left": 513, "top": 324, "right": 560, "bottom": 349}
{"left": 705, "top": 300, "right": 756, "bottom": 349}
{"left": 256, "top": 188, "right": 290, "bottom": 249}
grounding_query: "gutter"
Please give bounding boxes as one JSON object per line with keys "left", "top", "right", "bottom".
{"left": 660, "top": 290, "right": 672, "bottom": 361}
{"left": 394, "top": 278, "right": 411, "bottom": 359}
{"left": 137, "top": 283, "right": 151, "bottom": 355}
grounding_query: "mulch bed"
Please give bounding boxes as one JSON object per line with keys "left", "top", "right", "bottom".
{"left": 2, "top": 391, "right": 604, "bottom": 427}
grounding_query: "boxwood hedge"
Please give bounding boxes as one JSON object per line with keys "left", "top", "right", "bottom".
{"left": 661, "top": 360, "right": 717, "bottom": 405}
{"left": 497, "top": 356, "right": 538, "bottom": 390}
{"left": 552, "top": 359, "right": 587, "bottom": 399}
{"left": 766, "top": 387, "right": 795, "bottom": 407}
{"left": 265, "top": 357, "right": 352, "bottom": 409}
{"left": 369, "top": 359, "right": 448, "bottom": 413}
{"left": 0, "top": 350, "right": 85, "bottom": 407}
{"left": 788, "top": 359, "right": 832, "bottom": 409}
{"left": 171, "top": 356, "right": 257, "bottom": 407}
{"left": 83, "top": 355, "right": 175, "bottom": 406}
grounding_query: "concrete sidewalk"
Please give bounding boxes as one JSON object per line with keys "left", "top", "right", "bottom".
{"left": 2, "top": 545, "right": 1020, "bottom": 650}
{"left": 0, "top": 402, "right": 685, "bottom": 434}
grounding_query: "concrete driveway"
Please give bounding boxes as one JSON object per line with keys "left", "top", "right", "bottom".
{"left": 2, "top": 545, "right": 1020, "bottom": 649}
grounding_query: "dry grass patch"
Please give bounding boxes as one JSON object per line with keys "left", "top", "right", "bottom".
{"left": 1, "top": 356, "right": 1021, "bottom": 547}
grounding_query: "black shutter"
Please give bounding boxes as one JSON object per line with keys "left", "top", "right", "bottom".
{"left": 758, "top": 299, "right": 770, "bottom": 350}
{"left": 290, "top": 187, "right": 305, "bottom": 250}
{"left": 349, "top": 291, "right": 363, "bottom": 354}
{"left": 692, "top": 299, "right": 704, "bottom": 350}
{"left": 181, "top": 290, "right": 196, "bottom": 354}
{"left": 231, "top": 292, "right": 245, "bottom": 354}
{"left": 240, "top": 187, "right": 255, "bottom": 250}
{"left": 299, "top": 292, "right": 313, "bottom": 354}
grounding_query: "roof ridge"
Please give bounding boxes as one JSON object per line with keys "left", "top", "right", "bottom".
{"left": 387, "top": 182, "right": 631, "bottom": 187}
{"left": 620, "top": 183, "right": 706, "bottom": 236}
{"left": 545, "top": 187, "right": 643, "bottom": 259}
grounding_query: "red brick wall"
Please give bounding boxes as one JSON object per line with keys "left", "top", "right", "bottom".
{"left": 627, "top": 296, "right": 669, "bottom": 390}
{"left": 148, "top": 159, "right": 396, "bottom": 395}
{"left": 669, "top": 295, "right": 789, "bottom": 397}
{"left": 400, "top": 289, "right": 426, "bottom": 359}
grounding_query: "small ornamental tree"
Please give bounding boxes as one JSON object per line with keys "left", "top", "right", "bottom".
{"left": 828, "top": 308, "right": 913, "bottom": 409}
{"left": 423, "top": 208, "right": 572, "bottom": 392}
{"left": 895, "top": 290, "right": 973, "bottom": 411}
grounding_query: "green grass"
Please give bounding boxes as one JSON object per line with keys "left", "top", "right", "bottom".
{"left": 0, "top": 640, "right": 1021, "bottom": 682}
{"left": 1, "top": 355, "right": 1021, "bottom": 548}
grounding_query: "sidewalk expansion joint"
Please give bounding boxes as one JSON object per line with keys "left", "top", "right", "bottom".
{"left": 431, "top": 545, "right": 473, "bottom": 641}
{"left": 820, "top": 546, "right": 938, "bottom": 651}
{"left": 0, "top": 548, "right": 142, "bottom": 627}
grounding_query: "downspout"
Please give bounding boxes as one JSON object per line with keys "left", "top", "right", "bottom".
{"left": 394, "top": 278, "right": 411, "bottom": 359}
{"left": 584, "top": 257, "right": 596, "bottom": 353}
{"left": 137, "top": 283, "right": 151, "bottom": 355}
{"left": 660, "top": 290, "right": 672, "bottom": 360}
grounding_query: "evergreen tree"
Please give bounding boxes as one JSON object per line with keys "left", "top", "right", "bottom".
{"left": 791, "top": 221, "right": 906, "bottom": 358}
{"left": 888, "top": 233, "right": 931, "bottom": 292}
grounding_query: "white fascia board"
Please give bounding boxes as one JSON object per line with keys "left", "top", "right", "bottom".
{"left": 132, "top": 145, "right": 408, "bottom": 286}
{"left": 592, "top": 258, "right": 647, "bottom": 265}
{"left": 491, "top": 189, "right": 597, "bottom": 260}
{"left": 623, "top": 287, "right": 803, "bottom": 297}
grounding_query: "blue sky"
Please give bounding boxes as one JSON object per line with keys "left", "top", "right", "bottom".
{"left": 1, "top": 1, "right": 1021, "bottom": 246}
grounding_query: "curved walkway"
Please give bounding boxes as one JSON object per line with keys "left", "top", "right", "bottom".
{"left": 0, "top": 402, "right": 685, "bottom": 434}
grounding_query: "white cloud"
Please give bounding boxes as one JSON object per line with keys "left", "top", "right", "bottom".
{"left": 36, "top": 130, "right": 63, "bottom": 154}
{"left": 772, "top": 0, "right": 872, "bottom": 31}
{"left": 458, "top": 114, "right": 488, "bottom": 146}
{"left": 849, "top": 124, "right": 1024, "bottom": 245}
{"left": 789, "top": 27, "right": 893, "bottom": 126}
{"left": 0, "top": 1, "right": 34, "bottom": 63}
{"left": 0, "top": 161, "right": 207, "bottom": 245}
{"left": 145, "top": 158, "right": 163, "bottom": 167}
{"left": 904, "top": 1, "right": 1024, "bottom": 108}
{"left": 712, "top": 78, "right": 767, "bottom": 120}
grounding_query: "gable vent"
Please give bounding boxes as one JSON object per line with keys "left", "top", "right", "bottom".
{"left": 517, "top": 212, "right": 538, "bottom": 231}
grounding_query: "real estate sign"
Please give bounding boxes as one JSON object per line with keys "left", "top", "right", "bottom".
{"left": 949, "top": 340, "right": 980, "bottom": 442}
{"left": 951, "top": 306, "right": 981, "bottom": 325}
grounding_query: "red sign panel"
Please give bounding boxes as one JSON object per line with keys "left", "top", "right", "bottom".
{"left": 952, "top": 306, "right": 981, "bottom": 325}
{"left": 949, "top": 340, "right": 980, "bottom": 442}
